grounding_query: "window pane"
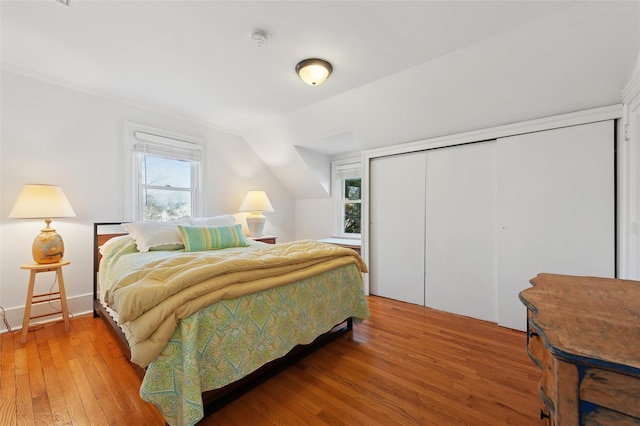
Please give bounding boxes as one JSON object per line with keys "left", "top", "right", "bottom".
{"left": 344, "top": 178, "right": 361, "bottom": 200}
{"left": 143, "top": 155, "right": 191, "bottom": 188}
{"left": 343, "top": 202, "right": 361, "bottom": 234}
{"left": 143, "top": 188, "right": 191, "bottom": 221}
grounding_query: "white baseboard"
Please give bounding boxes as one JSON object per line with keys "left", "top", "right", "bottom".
{"left": 0, "top": 293, "right": 94, "bottom": 334}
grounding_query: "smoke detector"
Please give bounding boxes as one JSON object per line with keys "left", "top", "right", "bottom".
{"left": 251, "top": 30, "right": 269, "bottom": 48}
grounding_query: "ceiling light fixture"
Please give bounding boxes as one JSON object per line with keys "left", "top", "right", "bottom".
{"left": 295, "top": 58, "right": 333, "bottom": 86}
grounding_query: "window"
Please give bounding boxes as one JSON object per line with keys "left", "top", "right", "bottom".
{"left": 332, "top": 159, "right": 362, "bottom": 237}
{"left": 125, "top": 123, "right": 204, "bottom": 221}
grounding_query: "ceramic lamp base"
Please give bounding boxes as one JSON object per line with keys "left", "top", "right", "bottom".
{"left": 246, "top": 213, "right": 266, "bottom": 238}
{"left": 33, "top": 221, "right": 65, "bottom": 264}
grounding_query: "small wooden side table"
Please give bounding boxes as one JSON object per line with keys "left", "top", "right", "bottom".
{"left": 250, "top": 236, "right": 278, "bottom": 244}
{"left": 20, "top": 260, "right": 71, "bottom": 343}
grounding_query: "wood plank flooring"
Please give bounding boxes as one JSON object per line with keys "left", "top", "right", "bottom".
{"left": 1, "top": 296, "right": 541, "bottom": 425}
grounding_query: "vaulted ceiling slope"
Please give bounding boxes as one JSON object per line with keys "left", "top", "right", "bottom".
{"left": 2, "top": 1, "right": 639, "bottom": 199}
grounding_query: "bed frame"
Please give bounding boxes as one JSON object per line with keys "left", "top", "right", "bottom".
{"left": 92, "top": 222, "right": 354, "bottom": 416}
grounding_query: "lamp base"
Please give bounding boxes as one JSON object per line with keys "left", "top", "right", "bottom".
{"left": 32, "top": 219, "right": 65, "bottom": 264}
{"left": 246, "top": 213, "right": 266, "bottom": 238}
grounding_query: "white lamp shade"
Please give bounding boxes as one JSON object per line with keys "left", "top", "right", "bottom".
{"left": 239, "top": 191, "right": 274, "bottom": 213}
{"left": 9, "top": 184, "right": 76, "bottom": 264}
{"left": 9, "top": 184, "right": 76, "bottom": 219}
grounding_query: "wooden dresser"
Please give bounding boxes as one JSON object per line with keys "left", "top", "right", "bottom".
{"left": 519, "top": 273, "right": 640, "bottom": 425}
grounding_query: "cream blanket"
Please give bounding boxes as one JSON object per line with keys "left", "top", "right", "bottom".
{"left": 104, "top": 240, "right": 367, "bottom": 367}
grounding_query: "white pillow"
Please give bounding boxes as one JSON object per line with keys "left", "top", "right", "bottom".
{"left": 98, "top": 234, "right": 133, "bottom": 255}
{"left": 189, "top": 214, "right": 236, "bottom": 227}
{"left": 122, "top": 218, "right": 190, "bottom": 252}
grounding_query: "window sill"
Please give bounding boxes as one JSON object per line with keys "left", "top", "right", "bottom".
{"left": 318, "top": 238, "right": 361, "bottom": 254}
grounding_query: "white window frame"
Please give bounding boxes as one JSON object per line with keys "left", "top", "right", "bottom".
{"left": 124, "top": 122, "right": 205, "bottom": 221}
{"left": 332, "top": 158, "right": 362, "bottom": 238}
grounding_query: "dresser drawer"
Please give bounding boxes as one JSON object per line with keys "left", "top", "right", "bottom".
{"left": 538, "top": 355, "right": 557, "bottom": 414}
{"left": 582, "top": 407, "right": 640, "bottom": 426}
{"left": 580, "top": 368, "right": 640, "bottom": 419}
{"left": 527, "top": 323, "right": 546, "bottom": 368}
{"left": 527, "top": 319, "right": 557, "bottom": 414}
{"left": 539, "top": 386, "right": 555, "bottom": 419}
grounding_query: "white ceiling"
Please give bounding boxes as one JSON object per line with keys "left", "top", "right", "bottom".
{"left": 1, "top": 0, "right": 579, "bottom": 132}
{"left": 2, "top": 0, "right": 639, "bottom": 198}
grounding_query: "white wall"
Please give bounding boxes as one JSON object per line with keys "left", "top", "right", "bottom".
{"left": 620, "top": 53, "right": 640, "bottom": 279}
{"left": 294, "top": 198, "right": 333, "bottom": 240}
{"left": 0, "top": 71, "right": 294, "bottom": 331}
{"left": 241, "top": 1, "right": 639, "bottom": 201}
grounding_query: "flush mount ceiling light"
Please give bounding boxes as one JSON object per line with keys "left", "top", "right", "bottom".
{"left": 295, "top": 58, "right": 333, "bottom": 86}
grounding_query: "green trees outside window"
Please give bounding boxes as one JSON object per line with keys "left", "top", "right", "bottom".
{"left": 343, "top": 178, "right": 361, "bottom": 234}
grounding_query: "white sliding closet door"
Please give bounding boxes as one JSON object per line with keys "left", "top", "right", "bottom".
{"left": 425, "top": 141, "right": 497, "bottom": 322}
{"left": 369, "top": 152, "right": 426, "bottom": 305}
{"left": 496, "top": 121, "right": 615, "bottom": 331}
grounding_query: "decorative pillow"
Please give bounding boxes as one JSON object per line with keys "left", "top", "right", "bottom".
{"left": 122, "top": 218, "right": 190, "bottom": 252}
{"left": 188, "top": 214, "right": 236, "bottom": 227}
{"left": 178, "top": 224, "right": 249, "bottom": 252}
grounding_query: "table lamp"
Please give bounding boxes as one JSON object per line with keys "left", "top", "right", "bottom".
{"left": 239, "top": 190, "right": 274, "bottom": 238}
{"left": 9, "top": 184, "right": 76, "bottom": 264}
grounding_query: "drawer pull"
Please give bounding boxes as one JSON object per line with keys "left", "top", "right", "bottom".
{"left": 540, "top": 409, "right": 550, "bottom": 420}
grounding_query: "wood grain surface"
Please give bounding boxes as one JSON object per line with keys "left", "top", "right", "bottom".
{"left": 1, "top": 295, "right": 540, "bottom": 425}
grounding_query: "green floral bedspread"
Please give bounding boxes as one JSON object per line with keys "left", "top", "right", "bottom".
{"left": 139, "top": 263, "right": 370, "bottom": 426}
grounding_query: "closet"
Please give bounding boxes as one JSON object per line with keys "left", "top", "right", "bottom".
{"left": 368, "top": 120, "right": 615, "bottom": 331}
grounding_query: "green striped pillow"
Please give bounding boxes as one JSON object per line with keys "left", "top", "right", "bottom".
{"left": 177, "top": 224, "right": 249, "bottom": 252}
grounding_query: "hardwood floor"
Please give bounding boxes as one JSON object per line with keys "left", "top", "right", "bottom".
{"left": 1, "top": 296, "right": 541, "bottom": 425}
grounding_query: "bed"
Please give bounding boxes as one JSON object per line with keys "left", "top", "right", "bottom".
{"left": 92, "top": 219, "right": 370, "bottom": 426}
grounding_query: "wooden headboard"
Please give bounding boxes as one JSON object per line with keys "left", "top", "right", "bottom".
{"left": 93, "top": 222, "right": 128, "bottom": 301}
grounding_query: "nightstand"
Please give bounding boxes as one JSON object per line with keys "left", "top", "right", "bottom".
{"left": 250, "top": 236, "right": 278, "bottom": 244}
{"left": 20, "top": 260, "right": 71, "bottom": 343}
